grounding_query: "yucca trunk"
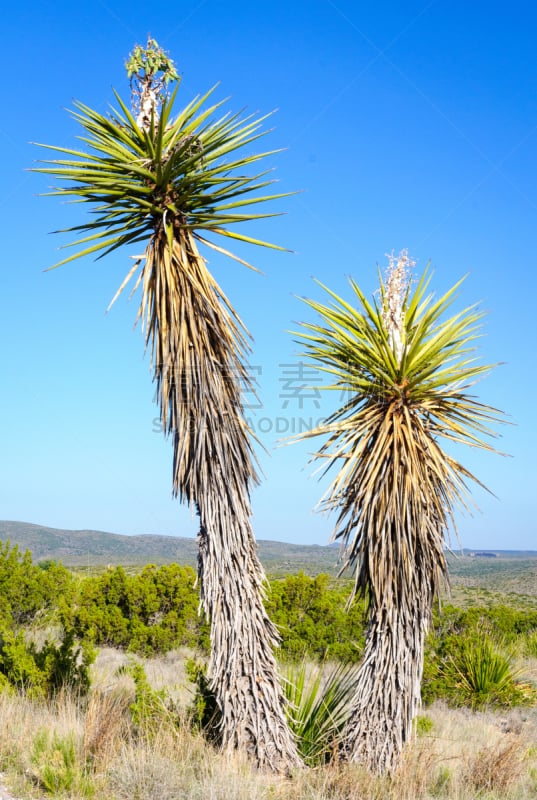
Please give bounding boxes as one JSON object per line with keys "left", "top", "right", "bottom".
{"left": 142, "top": 227, "right": 299, "bottom": 771}
{"left": 338, "top": 408, "right": 448, "bottom": 773}
{"left": 343, "top": 580, "right": 433, "bottom": 773}
{"left": 197, "top": 516, "right": 298, "bottom": 767}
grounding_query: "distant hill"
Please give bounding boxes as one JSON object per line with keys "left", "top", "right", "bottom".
{"left": 1, "top": 522, "right": 536, "bottom": 592}
{"left": 0, "top": 521, "right": 340, "bottom": 576}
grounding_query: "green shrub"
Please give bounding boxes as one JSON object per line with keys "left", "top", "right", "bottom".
{"left": 32, "top": 625, "right": 94, "bottom": 696}
{"left": 0, "top": 542, "right": 74, "bottom": 626}
{"left": 184, "top": 658, "right": 221, "bottom": 742}
{"left": 0, "top": 626, "right": 47, "bottom": 696}
{"left": 414, "top": 714, "right": 434, "bottom": 736}
{"left": 0, "top": 623, "right": 94, "bottom": 698}
{"left": 119, "top": 661, "right": 178, "bottom": 738}
{"left": 71, "top": 564, "right": 208, "bottom": 655}
{"left": 30, "top": 730, "right": 94, "bottom": 797}
{"left": 267, "top": 573, "right": 366, "bottom": 662}
{"left": 430, "top": 765, "right": 452, "bottom": 796}
{"left": 430, "top": 603, "right": 537, "bottom": 644}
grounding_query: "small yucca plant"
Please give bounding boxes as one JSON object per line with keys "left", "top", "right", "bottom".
{"left": 283, "top": 661, "right": 359, "bottom": 766}
{"left": 452, "top": 635, "right": 523, "bottom": 709}
{"left": 295, "top": 250, "right": 505, "bottom": 773}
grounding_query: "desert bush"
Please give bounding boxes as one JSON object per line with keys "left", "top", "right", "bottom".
{"left": 0, "top": 542, "right": 74, "bottom": 626}
{"left": 70, "top": 564, "right": 208, "bottom": 655}
{"left": 463, "top": 736, "right": 528, "bottom": 794}
{"left": 0, "top": 544, "right": 92, "bottom": 698}
{"left": 414, "top": 714, "right": 434, "bottom": 736}
{"left": 452, "top": 635, "right": 525, "bottom": 709}
{"left": 0, "top": 622, "right": 93, "bottom": 698}
{"left": 430, "top": 603, "right": 537, "bottom": 645}
{"left": 83, "top": 687, "right": 132, "bottom": 769}
{"left": 0, "top": 625, "right": 47, "bottom": 696}
{"left": 71, "top": 569, "right": 368, "bottom": 662}
{"left": 429, "top": 764, "right": 452, "bottom": 797}
{"left": 31, "top": 625, "right": 95, "bottom": 696}
{"left": 185, "top": 657, "right": 221, "bottom": 742}
{"left": 30, "top": 729, "right": 95, "bottom": 796}
{"left": 122, "top": 661, "right": 176, "bottom": 736}
{"left": 267, "top": 572, "right": 367, "bottom": 662}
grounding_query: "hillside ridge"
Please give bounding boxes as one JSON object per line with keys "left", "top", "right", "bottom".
{"left": 1, "top": 521, "right": 536, "bottom": 586}
{"left": 0, "top": 520, "right": 339, "bottom": 574}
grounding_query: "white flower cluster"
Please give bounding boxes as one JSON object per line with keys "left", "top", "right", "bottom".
{"left": 383, "top": 249, "right": 415, "bottom": 361}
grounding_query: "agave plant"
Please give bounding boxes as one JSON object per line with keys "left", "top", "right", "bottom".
{"left": 33, "top": 38, "right": 300, "bottom": 771}
{"left": 295, "top": 250, "right": 504, "bottom": 773}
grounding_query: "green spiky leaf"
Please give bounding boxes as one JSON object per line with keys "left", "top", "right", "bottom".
{"left": 294, "top": 257, "right": 506, "bottom": 607}
{"left": 32, "top": 85, "right": 291, "bottom": 273}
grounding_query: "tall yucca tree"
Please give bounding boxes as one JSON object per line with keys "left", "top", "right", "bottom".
{"left": 33, "top": 39, "right": 300, "bottom": 771}
{"left": 295, "top": 250, "right": 504, "bottom": 774}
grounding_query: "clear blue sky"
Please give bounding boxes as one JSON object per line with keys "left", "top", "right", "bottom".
{"left": 1, "top": 0, "right": 535, "bottom": 549}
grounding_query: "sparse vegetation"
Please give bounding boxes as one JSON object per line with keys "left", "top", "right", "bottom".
{"left": 0, "top": 544, "right": 535, "bottom": 795}
{"left": 423, "top": 607, "right": 537, "bottom": 709}
{"left": 0, "top": 653, "right": 534, "bottom": 799}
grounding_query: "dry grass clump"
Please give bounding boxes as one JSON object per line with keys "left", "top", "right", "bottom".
{"left": 0, "top": 688, "right": 82, "bottom": 768}
{"left": 108, "top": 733, "right": 273, "bottom": 800}
{"left": 519, "top": 654, "right": 537, "bottom": 684}
{"left": 463, "top": 736, "right": 527, "bottom": 795}
{"left": 395, "top": 704, "right": 537, "bottom": 800}
{"left": 82, "top": 687, "right": 132, "bottom": 769}
{"left": 0, "top": 652, "right": 535, "bottom": 799}
{"left": 143, "top": 648, "right": 195, "bottom": 704}
{"left": 282, "top": 704, "right": 537, "bottom": 800}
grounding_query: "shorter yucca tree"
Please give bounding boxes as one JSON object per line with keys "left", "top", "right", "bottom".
{"left": 295, "top": 251, "right": 504, "bottom": 774}
{"left": 33, "top": 39, "right": 300, "bottom": 771}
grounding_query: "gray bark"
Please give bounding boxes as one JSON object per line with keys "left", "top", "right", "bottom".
{"left": 143, "top": 230, "right": 301, "bottom": 771}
